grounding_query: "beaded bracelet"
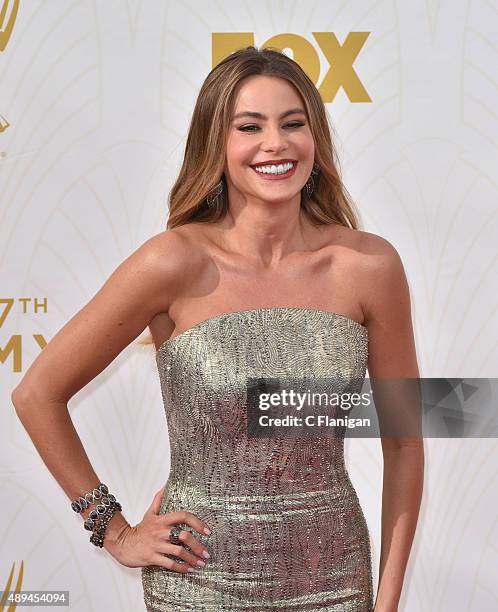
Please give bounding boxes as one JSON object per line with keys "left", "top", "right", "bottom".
{"left": 89, "top": 500, "right": 122, "bottom": 548}
{"left": 70, "top": 482, "right": 123, "bottom": 547}
{"left": 83, "top": 494, "right": 118, "bottom": 530}
{"left": 71, "top": 483, "right": 108, "bottom": 513}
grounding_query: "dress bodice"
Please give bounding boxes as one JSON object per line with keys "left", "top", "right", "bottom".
{"left": 143, "top": 308, "right": 373, "bottom": 611}
{"left": 155, "top": 307, "right": 368, "bottom": 495}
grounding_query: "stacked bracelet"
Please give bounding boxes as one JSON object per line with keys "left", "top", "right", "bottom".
{"left": 83, "top": 493, "right": 118, "bottom": 530}
{"left": 70, "top": 483, "right": 122, "bottom": 548}
{"left": 89, "top": 499, "right": 122, "bottom": 548}
{"left": 71, "top": 483, "right": 108, "bottom": 513}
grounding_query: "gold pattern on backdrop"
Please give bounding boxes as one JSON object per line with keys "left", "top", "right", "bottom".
{"left": 0, "top": 0, "right": 19, "bottom": 139}
{"left": 212, "top": 32, "right": 371, "bottom": 103}
{"left": 0, "top": 0, "right": 19, "bottom": 52}
{"left": 0, "top": 560, "right": 24, "bottom": 612}
{"left": 0, "top": 298, "right": 48, "bottom": 372}
{"left": 0, "top": 113, "right": 9, "bottom": 133}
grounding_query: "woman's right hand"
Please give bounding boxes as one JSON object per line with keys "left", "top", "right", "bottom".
{"left": 104, "top": 487, "right": 212, "bottom": 573}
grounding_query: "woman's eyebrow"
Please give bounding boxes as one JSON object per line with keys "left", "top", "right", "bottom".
{"left": 231, "top": 108, "right": 306, "bottom": 121}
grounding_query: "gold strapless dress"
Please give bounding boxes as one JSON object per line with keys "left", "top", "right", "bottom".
{"left": 142, "top": 307, "right": 373, "bottom": 611}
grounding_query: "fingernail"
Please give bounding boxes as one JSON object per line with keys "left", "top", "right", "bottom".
{"left": 196, "top": 560, "right": 206, "bottom": 567}
{"left": 187, "top": 567, "right": 195, "bottom": 572}
{"left": 204, "top": 527, "right": 211, "bottom": 535}
{"left": 202, "top": 551, "right": 210, "bottom": 559}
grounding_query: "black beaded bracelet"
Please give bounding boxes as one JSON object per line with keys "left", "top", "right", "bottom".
{"left": 89, "top": 501, "right": 122, "bottom": 548}
{"left": 70, "top": 482, "right": 122, "bottom": 547}
{"left": 83, "top": 494, "right": 118, "bottom": 530}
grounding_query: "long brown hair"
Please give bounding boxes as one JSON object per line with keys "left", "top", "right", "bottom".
{"left": 139, "top": 45, "right": 362, "bottom": 349}
{"left": 167, "top": 45, "right": 360, "bottom": 229}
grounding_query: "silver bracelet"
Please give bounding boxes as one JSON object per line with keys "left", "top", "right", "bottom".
{"left": 70, "top": 482, "right": 108, "bottom": 513}
{"left": 70, "top": 483, "right": 122, "bottom": 547}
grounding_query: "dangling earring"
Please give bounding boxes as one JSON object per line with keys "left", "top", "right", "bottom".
{"left": 206, "top": 179, "right": 224, "bottom": 209}
{"left": 304, "top": 162, "right": 320, "bottom": 197}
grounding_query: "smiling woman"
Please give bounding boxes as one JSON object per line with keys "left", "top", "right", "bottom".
{"left": 225, "top": 77, "right": 316, "bottom": 208}
{"left": 165, "top": 46, "right": 361, "bottom": 231}
{"left": 12, "top": 45, "right": 423, "bottom": 612}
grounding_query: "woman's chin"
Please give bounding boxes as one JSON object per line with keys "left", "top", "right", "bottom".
{"left": 233, "top": 181, "right": 304, "bottom": 204}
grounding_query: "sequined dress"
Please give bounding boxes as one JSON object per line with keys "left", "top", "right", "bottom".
{"left": 141, "top": 307, "right": 373, "bottom": 611}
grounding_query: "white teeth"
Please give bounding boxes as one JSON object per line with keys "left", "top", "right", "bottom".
{"left": 253, "top": 162, "right": 295, "bottom": 175}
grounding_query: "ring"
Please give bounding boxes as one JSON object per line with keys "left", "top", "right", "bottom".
{"left": 168, "top": 524, "right": 183, "bottom": 545}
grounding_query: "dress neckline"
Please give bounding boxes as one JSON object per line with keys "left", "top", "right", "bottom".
{"left": 155, "top": 307, "right": 368, "bottom": 355}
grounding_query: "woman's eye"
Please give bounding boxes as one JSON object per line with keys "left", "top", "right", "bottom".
{"left": 238, "top": 122, "right": 304, "bottom": 132}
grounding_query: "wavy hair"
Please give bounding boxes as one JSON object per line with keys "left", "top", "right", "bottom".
{"left": 167, "top": 45, "right": 360, "bottom": 229}
{"left": 140, "top": 45, "right": 362, "bottom": 348}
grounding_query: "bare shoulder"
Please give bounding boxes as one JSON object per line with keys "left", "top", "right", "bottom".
{"left": 354, "top": 229, "right": 404, "bottom": 272}
{"left": 320, "top": 225, "right": 401, "bottom": 271}
{"left": 144, "top": 225, "right": 206, "bottom": 293}
{"left": 354, "top": 230, "right": 407, "bottom": 292}
{"left": 144, "top": 225, "right": 200, "bottom": 264}
{"left": 353, "top": 229, "right": 412, "bottom": 327}
{"left": 325, "top": 226, "right": 409, "bottom": 325}
{"left": 153, "top": 224, "right": 213, "bottom": 293}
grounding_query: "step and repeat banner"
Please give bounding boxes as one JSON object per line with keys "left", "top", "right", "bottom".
{"left": 1, "top": 2, "right": 497, "bottom": 611}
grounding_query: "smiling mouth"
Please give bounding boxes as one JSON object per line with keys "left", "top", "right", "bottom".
{"left": 250, "top": 161, "right": 298, "bottom": 180}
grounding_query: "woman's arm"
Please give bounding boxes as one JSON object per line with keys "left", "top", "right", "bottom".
{"left": 375, "top": 438, "right": 424, "bottom": 611}
{"left": 11, "top": 230, "right": 187, "bottom": 548}
{"left": 360, "top": 233, "right": 424, "bottom": 612}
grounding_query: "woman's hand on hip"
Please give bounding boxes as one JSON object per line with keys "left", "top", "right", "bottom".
{"left": 103, "top": 486, "right": 211, "bottom": 573}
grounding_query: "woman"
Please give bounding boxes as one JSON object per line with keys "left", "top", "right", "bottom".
{"left": 12, "top": 47, "right": 423, "bottom": 611}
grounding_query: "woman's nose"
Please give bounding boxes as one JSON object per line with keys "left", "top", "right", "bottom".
{"left": 261, "top": 127, "right": 289, "bottom": 151}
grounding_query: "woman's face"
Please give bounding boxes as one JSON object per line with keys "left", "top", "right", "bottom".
{"left": 224, "top": 75, "right": 315, "bottom": 205}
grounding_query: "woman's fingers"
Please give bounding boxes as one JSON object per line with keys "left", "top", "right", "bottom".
{"left": 140, "top": 507, "right": 212, "bottom": 573}
{"left": 155, "top": 542, "right": 206, "bottom": 568}
{"left": 148, "top": 553, "right": 197, "bottom": 573}
{"left": 163, "top": 510, "right": 211, "bottom": 536}
{"left": 161, "top": 525, "right": 210, "bottom": 560}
